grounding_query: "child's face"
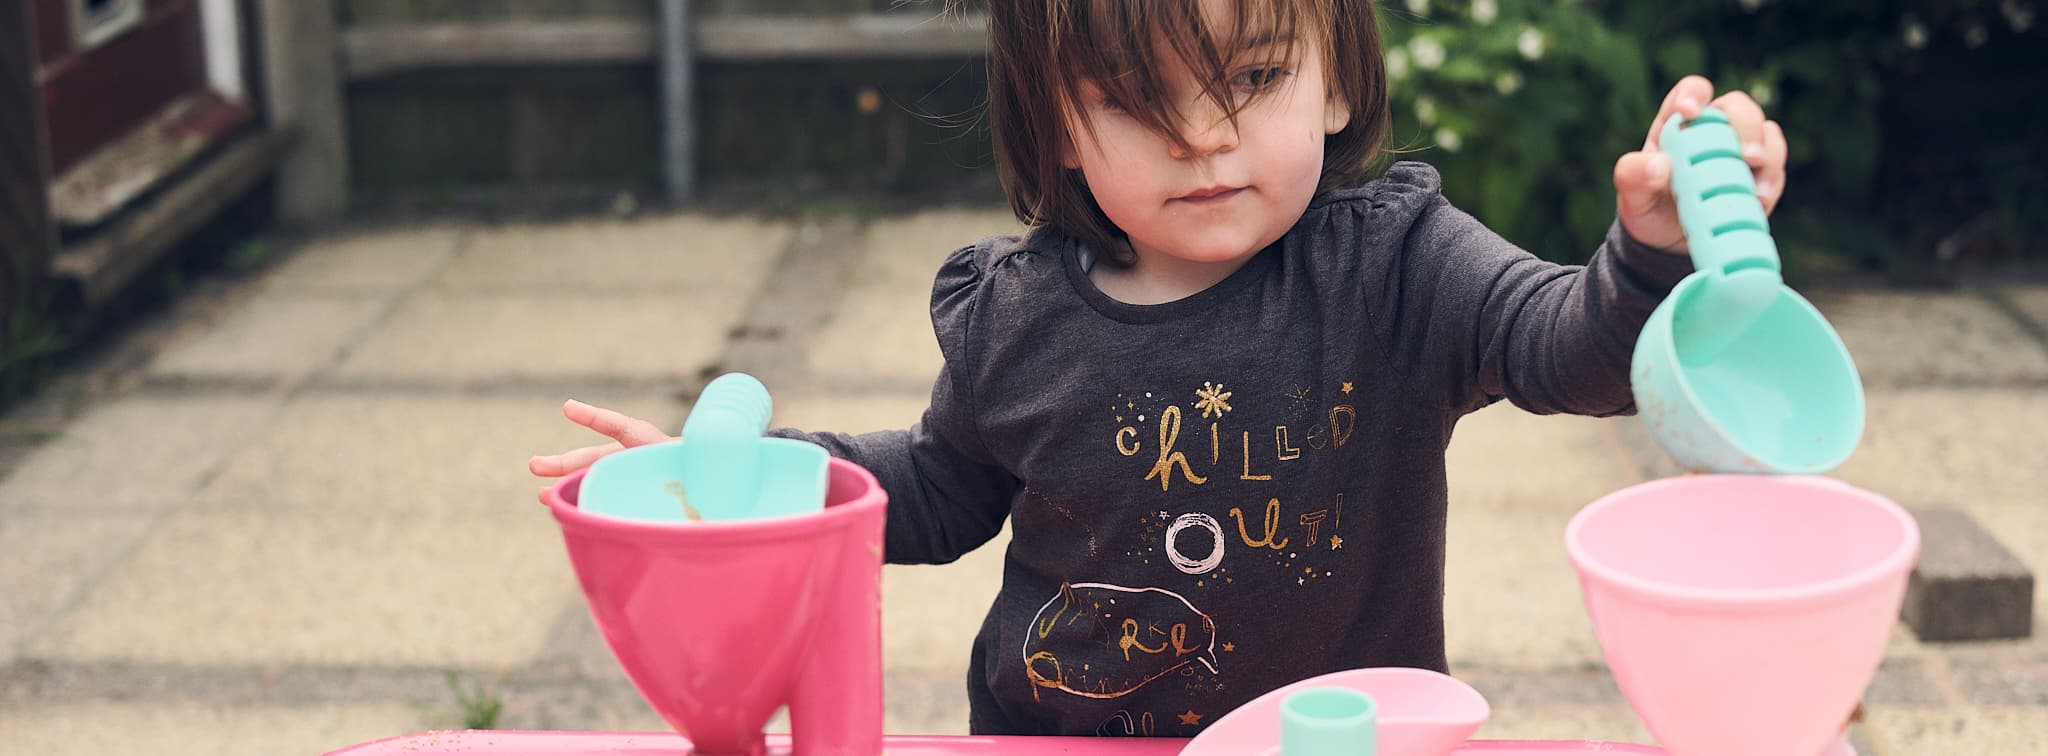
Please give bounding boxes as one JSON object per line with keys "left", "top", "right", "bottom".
{"left": 1062, "top": 0, "right": 1349, "bottom": 268}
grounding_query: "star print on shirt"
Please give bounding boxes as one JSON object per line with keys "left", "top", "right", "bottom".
{"left": 1341, "top": 381, "right": 1354, "bottom": 393}
{"left": 1178, "top": 710, "right": 1203, "bottom": 726}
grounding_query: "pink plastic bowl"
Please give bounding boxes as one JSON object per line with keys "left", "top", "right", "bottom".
{"left": 1566, "top": 475, "right": 1917, "bottom": 756}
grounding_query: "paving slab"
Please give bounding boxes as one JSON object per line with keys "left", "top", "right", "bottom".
{"left": 0, "top": 511, "right": 155, "bottom": 665}
{"left": 1440, "top": 403, "right": 1639, "bottom": 670}
{"left": 808, "top": 210, "right": 1019, "bottom": 389}
{"left": 490, "top": 672, "right": 671, "bottom": 732}
{"left": 0, "top": 700, "right": 426, "bottom": 756}
{"left": 1832, "top": 388, "right": 2048, "bottom": 516}
{"left": 186, "top": 394, "right": 676, "bottom": 517}
{"left": 0, "top": 396, "right": 281, "bottom": 514}
{"left": 882, "top": 532, "right": 1010, "bottom": 677}
{"left": 884, "top": 671, "right": 973, "bottom": 735}
{"left": 1445, "top": 403, "right": 1644, "bottom": 519}
{"left": 145, "top": 292, "right": 389, "bottom": 384}
{"left": 1997, "top": 284, "right": 2048, "bottom": 333}
{"left": 1445, "top": 508, "right": 1605, "bottom": 670}
{"left": 1816, "top": 290, "right": 2048, "bottom": 387}
{"left": 28, "top": 507, "right": 580, "bottom": 668}
{"left": 332, "top": 292, "right": 749, "bottom": 384}
{"left": 1862, "top": 706, "right": 2048, "bottom": 754}
{"left": 264, "top": 224, "right": 465, "bottom": 295}
{"left": 434, "top": 214, "right": 791, "bottom": 294}
{"left": 1948, "top": 656, "right": 2048, "bottom": 706}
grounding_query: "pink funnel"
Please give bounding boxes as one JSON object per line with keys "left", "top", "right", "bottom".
{"left": 1566, "top": 476, "right": 1917, "bottom": 756}
{"left": 544, "top": 459, "right": 887, "bottom": 756}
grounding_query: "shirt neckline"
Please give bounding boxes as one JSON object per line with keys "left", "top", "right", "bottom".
{"left": 1060, "top": 235, "right": 1280, "bottom": 324}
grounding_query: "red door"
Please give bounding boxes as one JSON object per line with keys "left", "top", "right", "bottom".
{"left": 33, "top": 0, "right": 251, "bottom": 228}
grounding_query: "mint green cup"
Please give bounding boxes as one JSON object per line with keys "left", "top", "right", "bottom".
{"left": 1630, "top": 108, "right": 1864, "bottom": 474}
{"left": 1281, "top": 687, "right": 1377, "bottom": 756}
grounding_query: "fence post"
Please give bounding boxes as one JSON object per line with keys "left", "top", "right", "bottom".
{"left": 659, "top": 0, "right": 695, "bottom": 202}
{"left": 259, "top": 0, "right": 348, "bottom": 224}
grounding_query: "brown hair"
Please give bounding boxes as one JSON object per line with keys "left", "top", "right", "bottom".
{"left": 986, "top": 0, "right": 1390, "bottom": 266}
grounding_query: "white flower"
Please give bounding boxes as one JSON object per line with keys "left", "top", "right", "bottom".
{"left": 1494, "top": 71, "right": 1523, "bottom": 95}
{"left": 1738, "top": 0, "right": 1764, "bottom": 11}
{"left": 1406, "top": 0, "right": 1429, "bottom": 15}
{"left": 1751, "top": 80, "right": 1774, "bottom": 107}
{"left": 2004, "top": 1, "right": 2036, "bottom": 32}
{"left": 1387, "top": 48, "right": 1411, "bottom": 80}
{"left": 1409, "top": 35, "right": 1446, "bottom": 70}
{"left": 1415, "top": 96, "right": 1439, "bottom": 125}
{"left": 1472, "top": 0, "right": 1498, "bottom": 24}
{"left": 1435, "top": 127, "right": 1462, "bottom": 152}
{"left": 1517, "top": 27, "right": 1545, "bottom": 61}
{"left": 1964, "top": 22, "right": 1989, "bottom": 47}
{"left": 1902, "top": 16, "right": 1928, "bottom": 49}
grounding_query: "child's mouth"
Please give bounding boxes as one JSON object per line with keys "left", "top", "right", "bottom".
{"left": 1176, "top": 186, "right": 1245, "bottom": 204}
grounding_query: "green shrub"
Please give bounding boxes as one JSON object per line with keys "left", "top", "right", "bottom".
{"left": 1379, "top": 0, "right": 2046, "bottom": 275}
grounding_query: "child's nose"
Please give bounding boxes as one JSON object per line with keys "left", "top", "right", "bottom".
{"left": 1169, "top": 102, "right": 1239, "bottom": 159}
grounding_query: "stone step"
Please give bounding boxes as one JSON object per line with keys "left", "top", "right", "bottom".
{"left": 1904, "top": 509, "right": 2035, "bottom": 642}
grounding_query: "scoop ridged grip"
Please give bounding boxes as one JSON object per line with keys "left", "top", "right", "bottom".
{"left": 684, "top": 373, "right": 773, "bottom": 442}
{"left": 1659, "top": 107, "right": 1780, "bottom": 279}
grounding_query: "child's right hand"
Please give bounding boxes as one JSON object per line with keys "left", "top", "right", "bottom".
{"left": 528, "top": 399, "right": 675, "bottom": 503}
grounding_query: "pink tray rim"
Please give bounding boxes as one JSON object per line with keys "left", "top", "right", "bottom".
{"left": 327, "top": 730, "right": 1667, "bottom": 755}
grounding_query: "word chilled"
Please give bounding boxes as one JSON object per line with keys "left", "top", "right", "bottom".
{"left": 1117, "top": 404, "right": 1357, "bottom": 492}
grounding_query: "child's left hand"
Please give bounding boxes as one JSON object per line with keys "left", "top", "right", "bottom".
{"left": 1613, "top": 75, "right": 1788, "bottom": 254}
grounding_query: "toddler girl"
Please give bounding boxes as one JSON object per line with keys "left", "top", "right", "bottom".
{"left": 531, "top": 0, "right": 1787, "bottom": 738}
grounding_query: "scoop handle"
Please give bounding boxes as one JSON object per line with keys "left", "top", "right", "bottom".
{"left": 683, "top": 372, "right": 773, "bottom": 441}
{"left": 677, "top": 372, "right": 774, "bottom": 519}
{"left": 1660, "top": 107, "right": 1781, "bottom": 282}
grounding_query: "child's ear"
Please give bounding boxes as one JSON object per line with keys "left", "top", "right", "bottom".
{"left": 1325, "top": 96, "right": 1352, "bottom": 134}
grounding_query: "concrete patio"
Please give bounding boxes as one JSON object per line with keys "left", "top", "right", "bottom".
{"left": 1, "top": 208, "right": 2044, "bottom": 754}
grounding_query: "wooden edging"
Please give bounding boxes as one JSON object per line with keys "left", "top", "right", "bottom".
{"left": 49, "top": 128, "right": 292, "bottom": 307}
{"left": 341, "top": 14, "right": 989, "bottom": 80}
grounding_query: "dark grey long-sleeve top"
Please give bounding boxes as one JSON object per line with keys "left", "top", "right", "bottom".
{"left": 773, "top": 162, "right": 1692, "bottom": 737}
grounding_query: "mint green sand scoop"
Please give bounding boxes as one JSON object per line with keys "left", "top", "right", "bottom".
{"left": 1630, "top": 107, "right": 1864, "bottom": 474}
{"left": 579, "top": 373, "right": 829, "bottom": 523}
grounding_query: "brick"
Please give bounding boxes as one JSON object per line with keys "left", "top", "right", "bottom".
{"left": 1902, "top": 509, "right": 2034, "bottom": 641}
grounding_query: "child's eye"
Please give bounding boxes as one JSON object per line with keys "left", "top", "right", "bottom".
{"left": 1232, "top": 66, "right": 1292, "bottom": 93}
{"left": 1093, "top": 87, "right": 1155, "bottom": 117}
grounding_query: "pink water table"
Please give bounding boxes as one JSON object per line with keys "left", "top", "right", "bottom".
{"left": 328, "top": 732, "right": 1672, "bottom": 756}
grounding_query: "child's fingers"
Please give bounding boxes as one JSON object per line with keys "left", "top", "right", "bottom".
{"left": 1709, "top": 91, "right": 1770, "bottom": 163}
{"left": 529, "top": 441, "right": 625, "bottom": 477}
{"left": 1613, "top": 150, "right": 1671, "bottom": 218}
{"left": 1644, "top": 75, "right": 1716, "bottom": 150}
{"left": 563, "top": 399, "right": 669, "bottom": 447}
{"left": 1757, "top": 120, "right": 1789, "bottom": 214}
